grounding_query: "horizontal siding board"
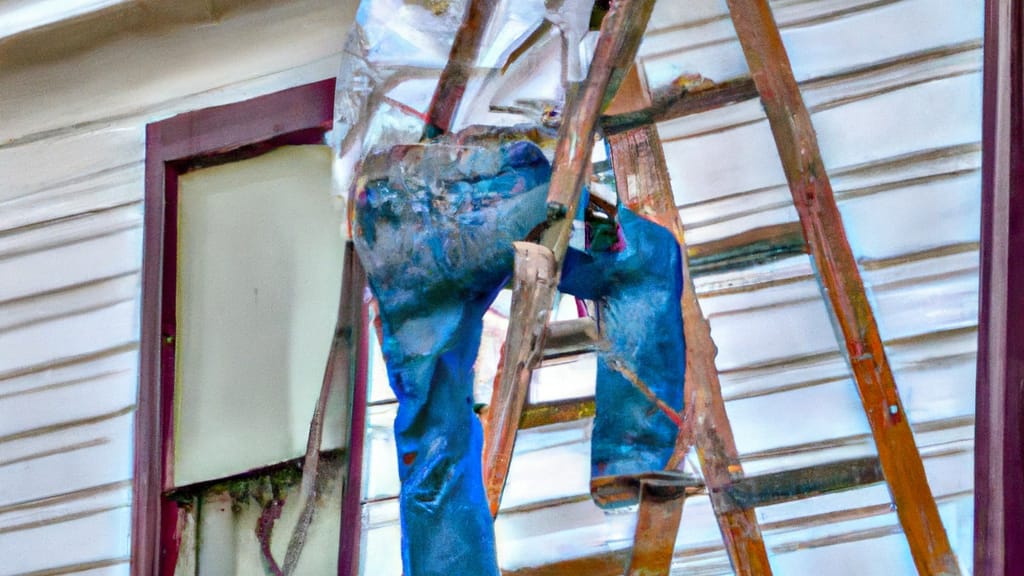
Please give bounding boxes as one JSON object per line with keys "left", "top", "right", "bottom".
{"left": 743, "top": 414, "right": 974, "bottom": 466}
{"left": 870, "top": 268, "right": 980, "bottom": 342}
{"left": 813, "top": 72, "right": 982, "bottom": 170}
{"left": 0, "top": 347, "right": 136, "bottom": 399}
{"left": 0, "top": 228, "right": 142, "bottom": 304}
{"left": 0, "top": 481, "right": 132, "bottom": 533}
{"left": 683, "top": 203, "right": 799, "bottom": 246}
{"left": 0, "top": 204, "right": 142, "bottom": 263}
{"left": 766, "top": 531, "right": 917, "bottom": 575}
{"left": 709, "top": 290, "right": 840, "bottom": 372}
{"left": 838, "top": 172, "right": 982, "bottom": 261}
{"left": 0, "top": 166, "right": 144, "bottom": 236}
{"left": 0, "top": 412, "right": 133, "bottom": 509}
{"left": 780, "top": 0, "right": 982, "bottom": 83}
{"left": 830, "top": 144, "right": 981, "bottom": 201}
{"left": 0, "top": 126, "right": 144, "bottom": 204}
{"left": 701, "top": 275, "right": 823, "bottom": 317}
{"left": 0, "top": 368, "right": 136, "bottom": 438}
{"left": 0, "top": 411, "right": 132, "bottom": 482}
{"left": 0, "top": 272, "right": 140, "bottom": 335}
{"left": 70, "top": 562, "right": 131, "bottom": 576}
{"left": 0, "top": 0, "right": 349, "bottom": 144}
{"left": 665, "top": 116, "right": 789, "bottom": 205}
{"left": 639, "top": 0, "right": 980, "bottom": 88}
{"left": 0, "top": 505, "right": 131, "bottom": 576}
{"left": 657, "top": 45, "right": 981, "bottom": 151}
{"left": 897, "top": 355, "right": 978, "bottom": 426}
{"left": 726, "top": 378, "right": 873, "bottom": 455}
{"left": 805, "top": 42, "right": 981, "bottom": 113}
{"left": 0, "top": 300, "right": 138, "bottom": 377}
{"left": 677, "top": 166, "right": 980, "bottom": 249}
{"left": 664, "top": 72, "right": 982, "bottom": 209}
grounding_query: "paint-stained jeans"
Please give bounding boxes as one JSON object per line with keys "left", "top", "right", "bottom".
{"left": 353, "top": 136, "right": 685, "bottom": 575}
{"left": 559, "top": 207, "right": 686, "bottom": 479}
{"left": 354, "top": 139, "right": 550, "bottom": 576}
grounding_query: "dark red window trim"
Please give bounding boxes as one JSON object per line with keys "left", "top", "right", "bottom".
{"left": 975, "top": 0, "right": 1024, "bottom": 574}
{"left": 133, "top": 78, "right": 368, "bottom": 576}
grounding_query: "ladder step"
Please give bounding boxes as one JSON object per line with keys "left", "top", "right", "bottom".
{"left": 725, "top": 456, "right": 884, "bottom": 511}
{"left": 591, "top": 471, "right": 704, "bottom": 509}
{"left": 541, "top": 318, "right": 601, "bottom": 360}
{"left": 590, "top": 456, "right": 884, "bottom": 511}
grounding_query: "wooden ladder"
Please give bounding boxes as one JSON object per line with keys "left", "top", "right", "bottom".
{"left": 482, "top": 1, "right": 962, "bottom": 575}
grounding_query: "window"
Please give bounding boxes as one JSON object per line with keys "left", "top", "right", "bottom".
{"left": 134, "top": 79, "right": 368, "bottom": 576}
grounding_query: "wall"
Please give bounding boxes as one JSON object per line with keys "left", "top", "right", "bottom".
{"left": 0, "top": 1, "right": 354, "bottom": 573}
{"left": 0, "top": 0, "right": 984, "bottom": 574}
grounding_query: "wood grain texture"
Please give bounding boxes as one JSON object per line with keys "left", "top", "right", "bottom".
{"left": 484, "top": 242, "right": 559, "bottom": 516}
{"left": 338, "top": 243, "right": 370, "bottom": 576}
{"left": 601, "top": 77, "right": 759, "bottom": 134}
{"left": 724, "top": 0, "right": 960, "bottom": 573}
{"left": 0, "top": 0, "right": 351, "bottom": 145}
{"left": 625, "top": 478, "right": 692, "bottom": 576}
{"left": 543, "top": 0, "right": 656, "bottom": 231}
{"left": 424, "top": 0, "right": 500, "bottom": 135}
{"left": 485, "top": 0, "right": 656, "bottom": 518}
{"left": 607, "top": 121, "right": 773, "bottom": 576}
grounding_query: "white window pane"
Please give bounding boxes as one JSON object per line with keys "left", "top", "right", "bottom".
{"left": 174, "top": 145, "right": 347, "bottom": 487}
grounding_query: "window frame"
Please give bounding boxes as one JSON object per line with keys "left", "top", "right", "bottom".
{"left": 133, "top": 78, "right": 369, "bottom": 576}
{"left": 974, "top": 0, "right": 1024, "bottom": 573}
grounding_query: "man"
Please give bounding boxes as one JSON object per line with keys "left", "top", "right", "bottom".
{"left": 352, "top": 126, "right": 685, "bottom": 575}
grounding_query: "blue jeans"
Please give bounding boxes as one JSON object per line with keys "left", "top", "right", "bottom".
{"left": 354, "top": 136, "right": 685, "bottom": 575}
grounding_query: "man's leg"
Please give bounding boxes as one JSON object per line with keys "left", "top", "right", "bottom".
{"left": 353, "top": 137, "right": 550, "bottom": 575}
{"left": 379, "top": 299, "right": 498, "bottom": 575}
{"left": 560, "top": 206, "right": 687, "bottom": 485}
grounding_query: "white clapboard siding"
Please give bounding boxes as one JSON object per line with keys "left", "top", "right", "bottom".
{"left": 639, "top": 0, "right": 982, "bottom": 88}
{"left": 663, "top": 72, "right": 982, "bottom": 220}
{"left": 0, "top": 126, "right": 144, "bottom": 204}
{"left": 0, "top": 1, "right": 357, "bottom": 573}
{"left": 0, "top": 165, "right": 145, "bottom": 238}
{"left": 0, "top": 505, "right": 131, "bottom": 576}
{"left": 0, "top": 0, "right": 355, "bottom": 145}
{"left": 0, "top": 410, "right": 134, "bottom": 511}
{"left": 0, "top": 299, "right": 139, "bottom": 379}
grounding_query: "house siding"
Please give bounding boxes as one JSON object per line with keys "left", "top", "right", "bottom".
{"left": 0, "top": 1, "right": 353, "bottom": 573}
{"left": 0, "top": 0, "right": 983, "bottom": 573}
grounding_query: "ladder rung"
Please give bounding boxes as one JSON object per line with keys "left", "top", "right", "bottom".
{"left": 590, "top": 456, "right": 884, "bottom": 511}
{"left": 725, "top": 456, "right": 884, "bottom": 511}
{"left": 541, "top": 318, "right": 601, "bottom": 360}
{"left": 591, "top": 471, "right": 704, "bottom": 509}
